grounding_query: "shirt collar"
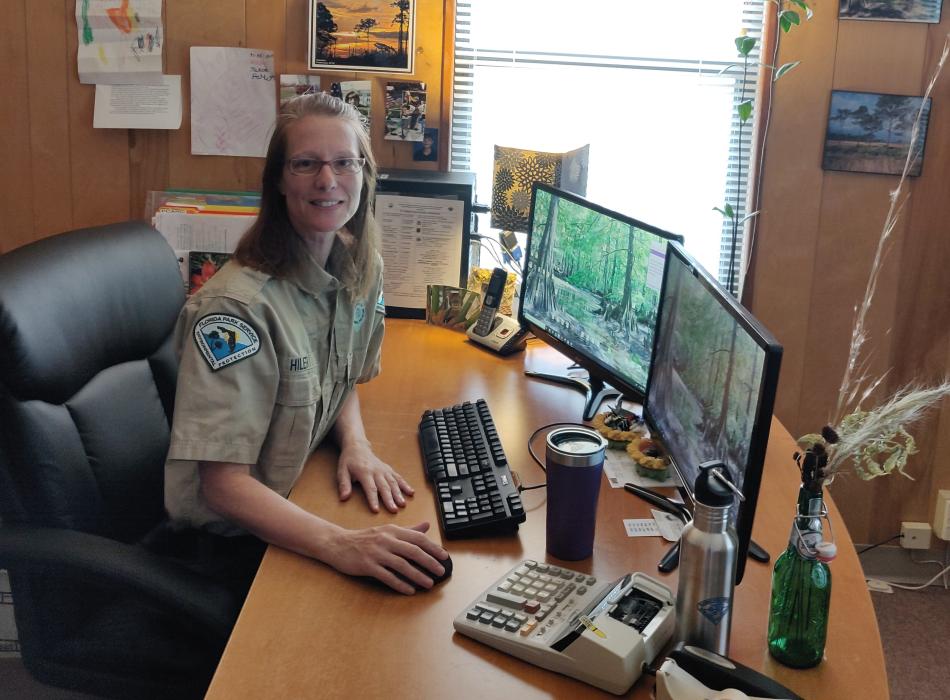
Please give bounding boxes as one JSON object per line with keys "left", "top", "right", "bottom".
{"left": 287, "top": 234, "right": 357, "bottom": 297}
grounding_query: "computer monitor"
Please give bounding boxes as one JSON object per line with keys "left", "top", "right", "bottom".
{"left": 644, "top": 242, "right": 782, "bottom": 583}
{"left": 518, "top": 183, "right": 684, "bottom": 419}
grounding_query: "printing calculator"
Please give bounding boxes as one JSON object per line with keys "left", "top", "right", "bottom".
{"left": 453, "top": 559, "right": 675, "bottom": 695}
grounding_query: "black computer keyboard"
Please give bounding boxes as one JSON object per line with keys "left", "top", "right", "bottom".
{"left": 418, "top": 399, "right": 525, "bottom": 538}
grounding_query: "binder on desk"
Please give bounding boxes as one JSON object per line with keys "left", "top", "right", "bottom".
{"left": 375, "top": 170, "right": 475, "bottom": 318}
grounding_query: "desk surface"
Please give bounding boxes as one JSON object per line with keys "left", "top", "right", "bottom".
{"left": 206, "top": 320, "right": 887, "bottom": 699}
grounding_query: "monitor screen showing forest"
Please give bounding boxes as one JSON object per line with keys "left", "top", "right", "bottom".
{"left": 520, "top": 183, "right": 683, "bottom": 401}
{"left": 645, "top": 242, "right": 782, "bottom": 582}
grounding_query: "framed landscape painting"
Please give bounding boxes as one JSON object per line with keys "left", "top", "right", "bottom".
{"left": 309, "top": 0, "right": 415, "bottom": 73}
{"left": 822, "top": 90, "right": 932, "bottom": 176}
{"left": 838, "top": 0, "right": 943, "bottom": 23}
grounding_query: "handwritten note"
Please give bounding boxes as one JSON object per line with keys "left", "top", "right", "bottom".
{"left": 75, "top": 0, "right": 164, "bottom": 85}
{"left": 190, "top": 47, "right": 276, "bottom": 157}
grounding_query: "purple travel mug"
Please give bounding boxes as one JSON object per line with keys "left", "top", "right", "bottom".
{"left": 545, "top": 427, "right": 608, "bottom": 561}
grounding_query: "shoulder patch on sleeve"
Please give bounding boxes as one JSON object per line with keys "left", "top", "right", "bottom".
{"left": 375, "top": 288, "right": 386, "bottom": 314}
{"left": 193, "top": 314, "right": 261, "bottom": 371}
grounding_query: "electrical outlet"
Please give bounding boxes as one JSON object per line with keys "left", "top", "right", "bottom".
{"left": 934, "top": 490, "right": 950, "bottom": 541}
{"left": 900, "top": 521, "right": 932, "bottom": 550}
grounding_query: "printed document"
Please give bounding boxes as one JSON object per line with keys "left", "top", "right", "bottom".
{"left": 94, "top": 75, "right": 182, "bottom": 129}
{"left": 375, "top": 194, "right": 464, "bottom": 310}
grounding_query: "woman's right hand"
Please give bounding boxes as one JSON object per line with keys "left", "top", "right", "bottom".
{"left": 325, "top": 521, "right": 448, "bottom": 595}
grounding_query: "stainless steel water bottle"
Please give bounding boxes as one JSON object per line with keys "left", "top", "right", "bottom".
{"left": 674, "top": 460, "right": 740, "bottom": 655}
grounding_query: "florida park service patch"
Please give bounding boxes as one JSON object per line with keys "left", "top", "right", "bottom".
{"left": 193, "top": 314, "right": 261, "bottom": 371}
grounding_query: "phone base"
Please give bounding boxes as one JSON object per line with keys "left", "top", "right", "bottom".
{"left": 466, "top": 315, "right": 528, "bottom": 355}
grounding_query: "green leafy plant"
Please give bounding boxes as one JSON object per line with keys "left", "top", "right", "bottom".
{"left": 716, "top": 0, "right": 813, "bottom": 294}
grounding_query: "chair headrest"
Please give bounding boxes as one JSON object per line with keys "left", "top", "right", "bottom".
{"left": 0, "top": 222, "right": 185, "bottom": 403}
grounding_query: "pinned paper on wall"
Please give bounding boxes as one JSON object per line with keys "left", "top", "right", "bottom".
{"left": 75, "top": 0, "right": 164, "bottom": 85}
{"left": 190, "top": 47, "right": 276, "bottom": 158}
{"left": 93, "top": 75, "right": 182, "bottom": 129}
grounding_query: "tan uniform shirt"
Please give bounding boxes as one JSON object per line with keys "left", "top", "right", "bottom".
{"left": 164, "top": 244, "right": 385, "bottom": 534}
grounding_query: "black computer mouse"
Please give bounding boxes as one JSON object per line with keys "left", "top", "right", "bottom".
{"left": 393, "top": 554, "right": 453, "bottom": 591}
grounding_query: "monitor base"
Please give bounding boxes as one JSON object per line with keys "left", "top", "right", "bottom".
{"left": 523, "top": 369, "right": 624, "bottom": 421}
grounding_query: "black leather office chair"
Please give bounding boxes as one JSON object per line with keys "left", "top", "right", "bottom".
{"left": 0, "top": 222, "right": 240, "bottom": 699}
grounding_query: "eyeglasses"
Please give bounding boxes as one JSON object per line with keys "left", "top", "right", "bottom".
{"left": 285, "top": 157, "right": 366, "bottom": 176}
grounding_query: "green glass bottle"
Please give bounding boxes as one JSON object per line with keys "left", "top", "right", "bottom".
{"left": 767, "top": 486, "right": 832, "bottom": 668}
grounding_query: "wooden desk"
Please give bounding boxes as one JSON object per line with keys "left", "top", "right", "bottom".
{"left": 206, "top": 320, "right": 887, "bottom": 699}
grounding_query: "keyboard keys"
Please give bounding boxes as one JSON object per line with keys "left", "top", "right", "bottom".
{"left": 419, "top": 399, "right": 526, "bottom": 538}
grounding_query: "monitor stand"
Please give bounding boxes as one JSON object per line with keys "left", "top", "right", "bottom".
{"left": 523, "top": 368, "right": 622, "bottom": 421}
{"left": 623, "top": 484, "right": 770, "bottom": 572}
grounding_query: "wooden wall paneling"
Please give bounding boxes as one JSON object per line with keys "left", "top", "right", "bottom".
{"left": 798, "top": 22, "right": 931, "bottom": 541}
{"left": 807, "top": 175, "right": 910, "bottom": 541}
{"left": 438, "top": 0, "right": 456, "bottom": 171}
{"left": 886, "top": 21, "right": 950, "bottom": 531}
{"left": 129, "top": 130, "right": 170, "bottom": 220}
{"left": 26, "top": 0, "right": 74, "bottom": 239}
{"left": 747, "top": 9, "right": 838, "bottom": 438}
{"left": 284, "top": 0, "right": 310, "bottom": 74}
{"left": 401, "top": 0, "right": 442, "bottom": 172}
{"left": 129, "top": 1, "right": 170, "bottom": 220}
{"left": 0, "top": 0, "right": 37, "bottom": 253}
{"left": 165, "top": 1, "right": 254, "bottom": 192}
{"left": 245, "top": 0, "right": 288, "bottom": 190}
{"left": 65, "top": 0, "right": 132, "bottom": 229}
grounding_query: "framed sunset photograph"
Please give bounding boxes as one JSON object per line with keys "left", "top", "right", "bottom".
{"left": 308, "top": 0, "right": 416, "bottom": 73}
{"left": 822, "top": 90, "right": 932, "bottom": 176}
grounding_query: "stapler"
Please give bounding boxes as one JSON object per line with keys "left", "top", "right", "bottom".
{"left": 655, "top": 643, "right": 801, "bottom": 700}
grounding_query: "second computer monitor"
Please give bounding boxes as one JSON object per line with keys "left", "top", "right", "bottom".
{"left": 519, "top": 183, "right": 683, "bottom": 416}
{"left": 645, "top": 242, "right": 782, "bottom": 583}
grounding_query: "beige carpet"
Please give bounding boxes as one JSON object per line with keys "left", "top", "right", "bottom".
{"left": 870, "top": 584, "right": 950, "bottom": 700}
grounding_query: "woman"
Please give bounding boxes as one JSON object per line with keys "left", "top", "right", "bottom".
{"left": 164, "top": 93, "right": 448, "bottom": 595}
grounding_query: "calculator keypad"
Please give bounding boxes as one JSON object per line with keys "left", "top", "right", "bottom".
{"left": 463, "top": 560, "right": 597, "bottom": 638}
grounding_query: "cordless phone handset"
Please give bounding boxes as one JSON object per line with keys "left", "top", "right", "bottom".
{"left": 472, "top": 267, "right": 508, "bottom": 337}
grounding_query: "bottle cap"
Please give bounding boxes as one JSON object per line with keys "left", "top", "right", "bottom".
{"left": 694, "top": 461, "right": 735, "bottom": 507}
{"left": 816, "top": 541, "right": 837, "bottom": 562}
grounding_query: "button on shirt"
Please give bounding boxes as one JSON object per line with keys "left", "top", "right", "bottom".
{"left": 164, "top": 244, "right": 385, "bottom": 534}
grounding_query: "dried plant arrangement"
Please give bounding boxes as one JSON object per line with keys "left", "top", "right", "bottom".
{"left": 795, "top": 35, "right": 950, "bottom": 491}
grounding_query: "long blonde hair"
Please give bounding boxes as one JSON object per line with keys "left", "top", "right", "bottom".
{"left": 233, "top": 93, "right": 380, "bottom": 297}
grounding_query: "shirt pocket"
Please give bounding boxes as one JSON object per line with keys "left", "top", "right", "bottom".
{"left": 258, "top": 373, "right": 320, "bottom": 487}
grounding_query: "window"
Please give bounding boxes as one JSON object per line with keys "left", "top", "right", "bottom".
{"left": 450, "top": 1, "right": 764, "bottom": 293}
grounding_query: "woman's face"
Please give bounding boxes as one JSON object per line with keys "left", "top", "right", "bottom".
{"left": 280, "top": 115, "right": 363, "bottom": 238}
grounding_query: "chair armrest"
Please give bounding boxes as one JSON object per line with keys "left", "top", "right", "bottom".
{"left": 0, "top": 525, "right": 239, "bottom": 639}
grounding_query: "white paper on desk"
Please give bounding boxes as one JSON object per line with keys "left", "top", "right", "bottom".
{"left": 375, "top": 194, "right": 464, "bottom": 309}
{"left": 651, "top": 509, "right": 685, "bottom": 542}
{"left": 190, "top": 47, "right": 276, "bottom": 157}
{"left": 153, "top": 212, "right": 255, "bottom": 255}
{"left": 93, "top": 76, "right": 182, "bottom": 129}
{"left": 602, "top": 448, "right": 680, "bottom": 489}
{"left": 624, "top": 519, "right": 661, "bottom": 538}
{"left": 76, "top": 0, "right": 164, "bottom": 85}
